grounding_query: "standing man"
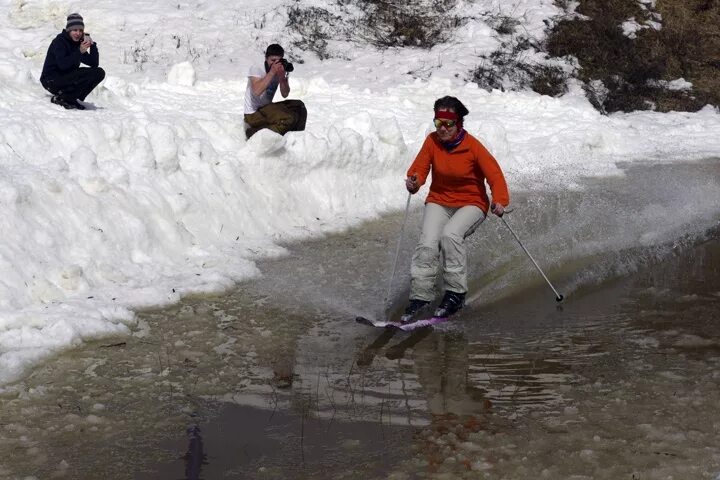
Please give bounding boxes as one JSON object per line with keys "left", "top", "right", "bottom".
{"left": 40, "top": 13, "right": 105, "bottom": 110}
{"left": 244, "top": 44, "right": 307, "bottom": 139}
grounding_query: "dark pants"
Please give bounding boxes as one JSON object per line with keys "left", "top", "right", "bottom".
{"left": 41, "top": 67, "right": 106, "bottom": 102}
{"left": 244, "top": 100, "right": 307, "bottom": 138}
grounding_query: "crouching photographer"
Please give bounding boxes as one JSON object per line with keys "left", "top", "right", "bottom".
{"left": 244, "top": 44, "right": 307, "bottom": 139}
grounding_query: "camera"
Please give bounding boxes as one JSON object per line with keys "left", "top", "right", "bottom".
{"left": 280, "top": 58, "right": 294, "bottom": 73}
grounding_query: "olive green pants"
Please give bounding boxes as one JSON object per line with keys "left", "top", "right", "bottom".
{"left": 244, "top": 100, "right": 307, "bottom": 138}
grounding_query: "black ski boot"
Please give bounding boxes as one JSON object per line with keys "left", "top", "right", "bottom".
{"left": 400, "top": 299, "right": 429, "bottom": 323}
{"left": 51, "top": 95, "right": 77, "bottom": 110}
{"left": 434, "top": 291, "right": 465, "bottom": 318}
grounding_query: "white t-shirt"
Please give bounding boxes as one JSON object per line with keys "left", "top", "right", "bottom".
{"left": 244, "top": 62, "right": 279, "bottom": 114}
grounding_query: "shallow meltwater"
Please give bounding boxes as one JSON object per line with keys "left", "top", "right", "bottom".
{"left": 2, "top": 238, "right": 719, "bottom": 480}
{"left": 1, "top": 161, "right": 720, "bottom": 479}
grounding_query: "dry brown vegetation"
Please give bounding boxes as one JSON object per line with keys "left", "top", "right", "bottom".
{"left": 547, "top": 0, "right": 720, "bottom": 112}
{"left": 286, "top": 0, "right": 719, "bottom": 113}
{"left": 286, "top": 0, "right": 465, "bottom": 59}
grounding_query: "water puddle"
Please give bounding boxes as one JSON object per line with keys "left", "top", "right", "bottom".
{"left": 1, "top": 162, "right": 720, "bottom": 479}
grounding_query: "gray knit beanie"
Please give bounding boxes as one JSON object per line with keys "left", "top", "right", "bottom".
{"left": 65, "top": 13, "right": 84, "bottom": 30}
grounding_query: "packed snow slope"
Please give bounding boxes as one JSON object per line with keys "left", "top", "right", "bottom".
{"left": 0, "top": 0, "right": 719, "bottom": 386}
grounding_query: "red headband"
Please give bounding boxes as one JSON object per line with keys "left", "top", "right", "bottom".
{"left": 435, "top": 110, "right": 458, "bottom": 121}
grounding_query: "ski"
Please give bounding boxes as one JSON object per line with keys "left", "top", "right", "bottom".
{"left": 355, "top": 315, "right": 452, "bottom": 332}
{"left": 395, "top": 316, "right": 452, "bottom": 331}
{"left": 355, "top": 316, "right": 401, "bottom": 329}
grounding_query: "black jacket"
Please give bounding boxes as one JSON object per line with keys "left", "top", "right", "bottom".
{"left": 40, "top": 31, "right": 100, "bottom": 83}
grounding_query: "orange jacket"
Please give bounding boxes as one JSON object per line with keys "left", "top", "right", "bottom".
{"left": 406, "top": 132, "right": 510, "bottom": 213}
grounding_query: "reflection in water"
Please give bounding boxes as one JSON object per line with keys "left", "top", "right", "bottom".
{"left": 183, "top": 426, "right": 207, "bottom": 480}
{"left": 465, "top": 333, "right": 595, "bottom": 411}
{"left": 355, "top": 325, "right": 583, "bottom": 419}
{"left": 406, "top": 330, "right": 481, "bottom": 416}
{"left": 356, "top": 329, "right": 397, "bottom": 366}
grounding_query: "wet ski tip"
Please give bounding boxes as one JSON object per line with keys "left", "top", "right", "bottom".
{"left": 355, "top": 316, "right": 399, "bottom": 329}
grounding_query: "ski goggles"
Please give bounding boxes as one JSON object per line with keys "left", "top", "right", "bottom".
{"left": 433, "top": 118, "right": 457, "bottom": 129}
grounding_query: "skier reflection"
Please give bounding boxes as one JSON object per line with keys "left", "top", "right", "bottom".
{"left": 356, "top": 327, "right": 487, "bottom": 416}
{"left": 356, "top": 328, "right": 398, "bottom": 367}
{"left": 403, "top": 330, "right": 485, "bottom": 416}
{"left": 183, "top": 425, "right": 207, "bottom": 480}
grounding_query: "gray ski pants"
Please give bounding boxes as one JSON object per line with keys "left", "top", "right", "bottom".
{"left": 410, "top": 203, "right": 486, "bottom": 301}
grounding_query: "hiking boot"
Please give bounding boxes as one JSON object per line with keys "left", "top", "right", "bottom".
{"left": 400, "top": 299, "right": 430, "bottom": 323}
{"left": 434, "top": 291, "right": 465, "bottom": 318}
{"left": 51, "top": 95, "right": 77, "bottom": 109}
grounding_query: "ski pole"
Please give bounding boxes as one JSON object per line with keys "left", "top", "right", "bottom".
{"left": 384, "top": 192, "right": 412, "bottom": 311}
{"left": 500, "top": 215, "right": 564, "bottom": 302}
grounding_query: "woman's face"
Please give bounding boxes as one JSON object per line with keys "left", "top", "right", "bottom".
{"left": 68, "top": 28, "right": 84, "bottom": 42}
{"left": 434, "top": 107, "right": 458, "bottom": 142}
